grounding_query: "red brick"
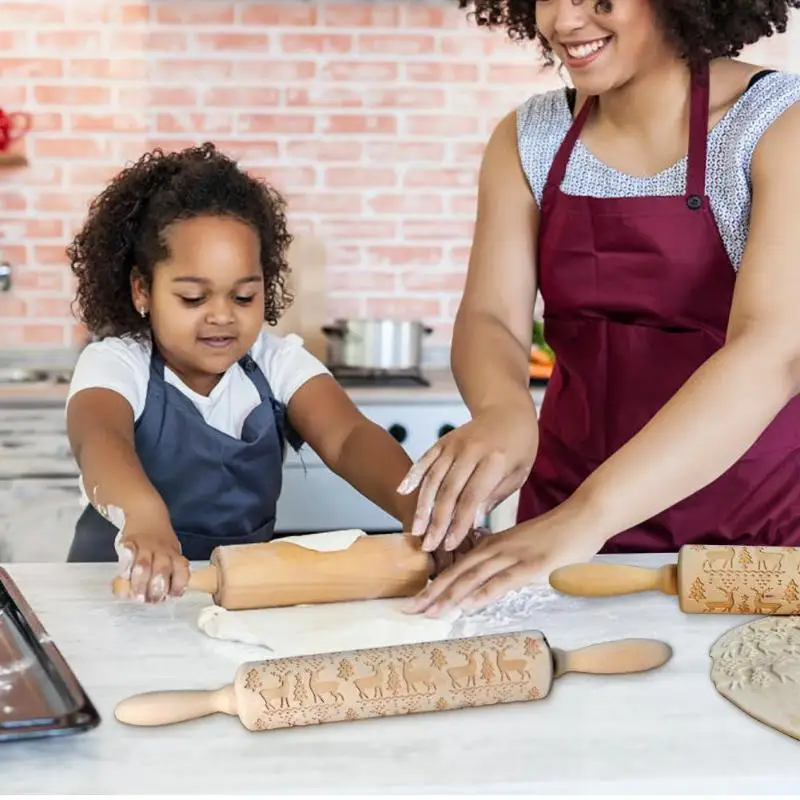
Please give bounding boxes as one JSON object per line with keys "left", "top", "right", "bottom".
{"left": 0, "top": 192, "right": 27, "bottom": 211}
{"left": 318, "top": 219, "right": 396, "bottom": 239}
{"left": 325, "top": 245, "right": 362, "bottom": 267}
{"left": 195, "top": 33, "right": 269, "bottom": 51}
{"left": 235, "top": 60, "right": 317, "bottom": 81}
{"left": 241, "top": 4, "right": 317, "bottom": 26}
{"left": 218, "top": 140, "right": 280, "bottom": 161}
{"left": 34, "top": 86, "right": 111, "bottom": 106}
{"left": 281, "top": 34, "right": 353, "bottom": 54}
{"left": 18, "top": 219, "right": 64, "bottom": 239}
{"left": 152, "top": 60, "right": 234, "bottom": 81}
{"left": 249, "top": 166, "right": 317, "bottom": 189}
{"left": 366, "top": 142, "right": 445, "bottom": 162}
{"left": 30, "top": 297, "right": 73, "bottom": 317}
{"left": 29, "top": 112, "right": 62, "bottom": 132}
{"left": 119, "top": 87, "right": 198, "bottom": 107}
{"left": 328, "top": 270, "right": 396, "bottom": 292}
{"left": 450, "top": 195, "right": 478, "bottom": 216}
{"left": 320, "top": 61, "right": 397, "bottom": 82}
{"left": 405, "top": 168, "right": 478, "bottom": 189}
{"left": 324, "top": 168, "right": 396, "bottom": 189}
{"left": 33, "top": 192, "right": 93, "bottom": 214}
{"left": 0, "top": 295, "right": 27, "bottom": 316}
{"left": 403, "top": 220, "right": 475, "bottom": 240}
{"left": 17, "top": 164, "right": 63, "bottom": 187}
{"left": 11, "top": 270, "right": 65, "bottom": 292}
{"left": 320, "top": 115, "right": 396, "bottom": 135}
{"left": 405, "top": 62, "right": 479, "bottom": 82}
{"left": 69, "top": 164, "right": 122, "bottom": 186}
{"left": 0, "top": 58, "right": 62, "bottom": 78}
{"left": 402, "top": 271, "right": 466, "bottom": 292}
{"left": 364, "top": 297, "right": 442, "bottom": 319}
{"left": 71, "top": 113, "right": 147, "bottom": 133}
{"left": 32, "top": 244, "right": 68, "bottom": 266}
{"left": 405, "top": 7, "right": 452, "bottom": 27}
{"left": 286, "top": 193, "right": 363, "bottom": 215}
{"left": 204, "top": 87, "right": 280, "bottom": 107}
{"left": 406, "top": 115, "right": 480, "bottom": 136}
{"left": 323, "top": 5, "right": 400, "bottom": 26}
{"left": 68, "top": 58, "right": 149, "bottom": 79}
{"left": 155, "top": 3, "right": 234, "bottom": 24}
{"left": 368, "top": 195, "right": 444, "bottom": 215}
{"left": 285, "top": 141, "right": 362, "bottom": 161}
{"left": 0, "top": 32, "right": 28, "bottom": 52}
{"left": 36, "top": 30, "right": 102, "bottom": 52}
{"left": 2, "top": 2, "right": 64, "bottom": 23}
{"left": 364, "top": 88, "right": 445, "bottom": 108}
{"left": 453, "top": 142, "right": 486, "bottom": 163}
{"left": 366, "top": 246, "right": 445, "bottom": 267}
{"left": 111, "top": 31, "right": 187, "bottom": 51}
{"left": 238, "top": 114, "right": 314, "bottom": 135}
{"left": 358, "top": 34, "right": 435, "bottom": 55}
{"left": 286, "top": 88, "right": 362, "bottom": 108}
{"left": 157, "top": 112, "right": 234, "bottom": 135}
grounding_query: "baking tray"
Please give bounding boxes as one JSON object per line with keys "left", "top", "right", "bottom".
{"left": 0, "top": 567, "right": 100, "bottom": 742}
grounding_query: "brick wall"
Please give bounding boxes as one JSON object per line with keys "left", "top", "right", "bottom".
{"left": 0, "top": 1, "right": 796, "bottom": 357}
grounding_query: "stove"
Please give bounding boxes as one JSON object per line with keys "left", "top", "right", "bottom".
{"left": 329, "top": 365, "right": 430, "bottom": 388}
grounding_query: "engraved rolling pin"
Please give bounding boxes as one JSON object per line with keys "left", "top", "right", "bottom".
{"left": 111, "top": 533, "right": 431, "bottom": 611}
{"left": 114, "top": 631, "right": 672, "bottom": 730}
{"left": 549, "top": 545, "right": 800, "bottom": 615}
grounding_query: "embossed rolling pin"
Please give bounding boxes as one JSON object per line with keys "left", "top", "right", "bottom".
{"left": 114, "top": 631, "right": 672, "bottom": 730}
{"left": 549, "top": 545, "right": 800, "bottom": 615}
{"left": 111, "top": 533, "right": 432, "bottom": 611}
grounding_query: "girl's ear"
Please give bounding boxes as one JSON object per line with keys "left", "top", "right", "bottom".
{"left": 130, "top": 268, "right": 150, "bottom": 316}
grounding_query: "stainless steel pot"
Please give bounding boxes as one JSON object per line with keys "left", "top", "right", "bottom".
{"left": 322, "top": 318, "right": 433, "bottom": 370}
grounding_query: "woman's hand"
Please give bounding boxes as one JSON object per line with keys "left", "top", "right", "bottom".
{"left": 398, "top": 405, "right": 537, "bottom": 554}
{"left": 112, "top": 517, "right": 190, "bottom": 603}
{"left": 403, "top": 508, "right": 607, "bottom": 616}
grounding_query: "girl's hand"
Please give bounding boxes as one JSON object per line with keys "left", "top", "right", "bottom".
{"left": 113, "top": 520, "right": 190, "bottom": 603}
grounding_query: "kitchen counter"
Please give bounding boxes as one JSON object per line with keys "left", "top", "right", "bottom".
{"left": 4, "top": 554, "right": 799, "bottom": 794}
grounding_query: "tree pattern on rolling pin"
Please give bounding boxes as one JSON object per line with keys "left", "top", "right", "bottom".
{"left": 687, "top": 546, "right": 800, "bottom": 615}
{"left": 242, "top": 632, "right": 550, "bottom": 731}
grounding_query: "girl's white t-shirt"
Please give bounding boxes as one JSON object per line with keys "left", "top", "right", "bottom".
{"left": 66, "top": 330, "right": 330, "bottom": 439}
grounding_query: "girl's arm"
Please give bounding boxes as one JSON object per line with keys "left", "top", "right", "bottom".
{"left": 286, "top": 375, "right": 419, "bottom": 529}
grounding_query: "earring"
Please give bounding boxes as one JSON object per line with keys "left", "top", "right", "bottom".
{"left": 138, "top": 307, "right": 147, "bottom": 318}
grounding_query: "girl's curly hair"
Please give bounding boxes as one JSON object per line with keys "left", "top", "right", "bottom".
{"left": 68, "top": 142, "right": 293, "bottom": 339}
{"left": 456, "top": 0, "right": 800, "bottom": 67}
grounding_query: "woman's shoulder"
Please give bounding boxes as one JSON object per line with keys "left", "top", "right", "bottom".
{"left": 516, "top": 86, "right": 572, "bottom": 137}
{"left": 722, "top": 68, "right": 800, "bottom": 139}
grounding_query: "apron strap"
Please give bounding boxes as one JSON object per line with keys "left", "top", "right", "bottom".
{"left": 685, "top": 60, "right": 711, "bottom": 203}
{"left": 544, "top": 93, "right": 596, "bottom": 191}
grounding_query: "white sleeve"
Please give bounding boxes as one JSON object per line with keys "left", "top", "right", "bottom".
{"left": 253, "top": 331, "right": 330, "bottom": 406}
{"left": 66, "top": 337, "right": 151, "bottom": 421}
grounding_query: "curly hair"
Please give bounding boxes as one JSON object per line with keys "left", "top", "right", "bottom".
{"left": 68, "top": 142, "right": 293, "bottom": 339}
{"left": 456, "top": 0, "right": 800, "bottom": 67}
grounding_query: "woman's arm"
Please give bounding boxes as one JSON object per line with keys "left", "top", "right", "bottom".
{"left": 397, "top": 111, "right": 542, "bottom": 550}
{"left": 286, "top": 375, "right": 418, "bottom": 529}
{"left": 405, "top": 102, "right": 800, "bottom": 615}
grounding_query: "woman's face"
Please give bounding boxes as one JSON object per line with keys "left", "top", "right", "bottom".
{"left": 536, "top": 0, "right": 674, "bottom": 95}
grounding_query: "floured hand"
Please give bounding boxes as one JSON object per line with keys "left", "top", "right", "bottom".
{"left": 112, "top": 520, "right": 189, "bottom": 603}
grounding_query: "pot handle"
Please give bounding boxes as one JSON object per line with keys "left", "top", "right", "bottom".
{"left": 423, "top": 326, "right": 433, "bottom": 335}
{"left": 321, "top": 325, "right": 344, "bottom": 337}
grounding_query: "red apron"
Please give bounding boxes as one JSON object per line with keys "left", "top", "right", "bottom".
{"left": 517, "top": 62, "right": 800, "bottom": 552}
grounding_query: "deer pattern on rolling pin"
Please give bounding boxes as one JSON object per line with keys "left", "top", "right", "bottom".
{"left": 683, "top": 545, "right": 799, "bottom": 615}
{"left": 241, "top": 632, "right": 551, "bottom": 730}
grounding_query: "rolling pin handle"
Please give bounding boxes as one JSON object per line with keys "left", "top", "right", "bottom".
{"left": 115, "top": 685, "right": 237, "bottom": 726}
{"left": 548, "top": 563, "right": 678, "bottom": 597}
{"left": 552, "top": 639, "right": 673, "bottom": 678}
{"left": 111, "top": 564, "right": 219, "bottom": 599}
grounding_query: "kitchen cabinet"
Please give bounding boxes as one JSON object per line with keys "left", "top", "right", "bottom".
{"left": 0, "top": 405, "right": 81, "bottom": 562}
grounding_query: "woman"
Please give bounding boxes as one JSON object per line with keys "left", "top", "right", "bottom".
{"left": 400, "top": 0, "right": 800, "bottom": 616}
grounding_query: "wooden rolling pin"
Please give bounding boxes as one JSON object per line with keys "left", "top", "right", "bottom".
{"left": 115, "top": 630, "right": 672, "bottom": 730}
{"left": 112, "top": 533, "right": 431, "bottom": 611}
{"left": 549, "top": 544, "right": 800, "bottom": 615}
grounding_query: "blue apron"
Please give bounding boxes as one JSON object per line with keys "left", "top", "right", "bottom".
{"left": 67, "top": 345, "right": 300, "bottom": 562}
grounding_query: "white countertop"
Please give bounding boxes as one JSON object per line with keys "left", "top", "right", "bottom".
{"left": 5, "top": 554, "right": 799, "bottom": 794}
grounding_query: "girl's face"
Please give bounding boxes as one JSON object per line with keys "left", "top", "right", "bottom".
{"left": 536, "top": 0, "right": 674, "bottom": 96}
{"left": 132, "top": 215, "right": 266, "bottom": 394}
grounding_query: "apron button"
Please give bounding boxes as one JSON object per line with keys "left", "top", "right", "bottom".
{"left": 686, "top": 195, "right": 703, "bottom": 210}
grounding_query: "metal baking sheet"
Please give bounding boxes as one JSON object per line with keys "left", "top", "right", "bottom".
{"left": 0, "top": 567, "right": 100, "bottom": 742}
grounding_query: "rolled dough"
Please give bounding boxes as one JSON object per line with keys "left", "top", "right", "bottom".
{"left": 710, "top": 616, "right": 800, "bottom": 741}
{"left": 274, "top": 529, "right": 365, "bottom": 552}
{"left": 197, "top": 598, "right": 462, "bottom": 659}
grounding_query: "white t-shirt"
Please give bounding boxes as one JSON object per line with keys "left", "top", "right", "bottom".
{"left": 66, "top": 329, "right": 329, "bottom": 438}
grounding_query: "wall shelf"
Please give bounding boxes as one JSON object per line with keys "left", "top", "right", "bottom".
{"left": 0, "top": 154, "right": 27, "bottom": 168}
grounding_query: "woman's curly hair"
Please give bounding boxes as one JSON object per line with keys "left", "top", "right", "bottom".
{"left": 68, "top": 142, "right": 293, "bottom": 339}
{"left": 456, "top": 0, "right": 800, "bottom": 67}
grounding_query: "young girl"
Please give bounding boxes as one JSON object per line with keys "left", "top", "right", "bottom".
{"left": 65, "top": 142, "right": 425, "bottom": 603}
{"left": 402, "top": 0, "right": 800, "bottom": 616}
